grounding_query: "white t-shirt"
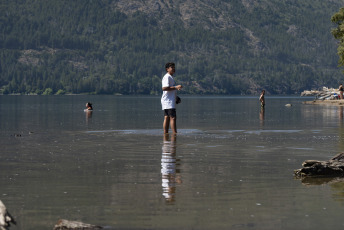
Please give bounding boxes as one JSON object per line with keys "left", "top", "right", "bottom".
{"left": 161, "top": 73, "right": 176, "bottom": 110}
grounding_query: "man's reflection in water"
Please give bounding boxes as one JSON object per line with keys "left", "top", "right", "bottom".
{"left": 161, "top": 134, "right": 182, "bottom": 203}
{"left": 259, "top": 107, "right": 265, "bottom": 127}
{"left": 85, "top": 110, "right": 93, "bottom": 125}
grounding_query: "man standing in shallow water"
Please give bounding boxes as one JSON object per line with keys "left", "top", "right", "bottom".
{"left": 260, "top": 90, "right": 265, "bottom": 108}
{"left": 161, "top": 62, "right": 183, "bottom": 134}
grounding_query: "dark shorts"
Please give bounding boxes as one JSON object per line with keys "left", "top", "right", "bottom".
{"left": 164, "top": 109, "right": 176, "bottom": 118}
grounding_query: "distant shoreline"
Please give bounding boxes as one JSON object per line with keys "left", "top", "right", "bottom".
{"left": 303, "top": 100, "right": 344, "bottom": 105}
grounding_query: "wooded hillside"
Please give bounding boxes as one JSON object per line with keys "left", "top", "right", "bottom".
{"left": 1, "top": 0, "right": 344, "bottom": 95}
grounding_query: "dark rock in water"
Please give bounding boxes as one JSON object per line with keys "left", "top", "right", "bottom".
{"left": 53, "top": 219, "right": 102, "bottom": 230}
{"left": 294, "top": 153, "right": 344, "bottom": 178}
{"left": 0, "top": 200, "right": 16, "bottom": 229}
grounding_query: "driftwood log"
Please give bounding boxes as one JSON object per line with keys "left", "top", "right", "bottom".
{"left": 0, "top": 200, "right": 16, "bottom": 230}
{"left": 53, "top": 219, "right": 102, "bottom": 230}
{"left": 294, "top": 153, "right": 344, "bottom": 178}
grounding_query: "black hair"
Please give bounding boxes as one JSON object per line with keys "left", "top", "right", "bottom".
{"left": 165, "top": 62, "right": 175, "bottom": 70}
{"left": 86, "top": 102, "right": 93, "bottom": 109}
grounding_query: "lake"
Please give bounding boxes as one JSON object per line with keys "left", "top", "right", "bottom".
{"left": 1, "top": 95, "right": 344, "bottom": 230}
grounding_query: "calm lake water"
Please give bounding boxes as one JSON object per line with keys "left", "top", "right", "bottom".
{"left": 1, "top": 95, "right": 344, "bottom": 230}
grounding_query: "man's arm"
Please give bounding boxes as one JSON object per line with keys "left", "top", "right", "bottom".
{"left": 162, "top": 85, "right": 183, "bottom": 91}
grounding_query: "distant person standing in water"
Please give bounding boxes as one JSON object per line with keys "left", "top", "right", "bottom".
{"left": 259, "top": 90, "right": 265, "bottom": 108}
{"left": 85, "top": 102, "right": 93, "bottom": 111}
{"left": 339, "top": 84, "right": 344, "bottom": 99}
{"left": 161, "top": 62, "right": 183, "bottom": 134}
{"left": 84, "top": 102, "right": 93, "bottom": 123}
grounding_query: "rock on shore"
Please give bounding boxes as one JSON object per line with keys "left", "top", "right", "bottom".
{"left": 0, "top": 200, "right": 16, "bottom": 230}
{"left": 53, "top": 219, "right": 102, "bottom": 230}
{"left": 294, "top": 153, "right": 344, "bottom": 178}
{"left": 301, "top": 86, "right": 340, "bottom": 100}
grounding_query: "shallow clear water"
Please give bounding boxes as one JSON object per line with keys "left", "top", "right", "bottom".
{"left": 1, "top": 95, "right": 344, "bottom": 229}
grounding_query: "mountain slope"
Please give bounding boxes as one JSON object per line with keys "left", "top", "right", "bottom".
{"left": 1, "top": 0, "right": 344, "bottom": 95}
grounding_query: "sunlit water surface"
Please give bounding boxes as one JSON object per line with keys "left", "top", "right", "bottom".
{"left": 1, "top": 95, "right": 344, "bottom": 230}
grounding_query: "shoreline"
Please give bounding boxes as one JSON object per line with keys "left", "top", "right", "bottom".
{"left": 303, "top": 99, "right": 344, "bottom": 105}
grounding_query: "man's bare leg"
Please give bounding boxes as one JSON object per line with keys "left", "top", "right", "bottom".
{"left": 163, "top": 116, "right": 170, "bottom": 134}
{"left": 170, "top": 117, "right": 177, "bottom": 134}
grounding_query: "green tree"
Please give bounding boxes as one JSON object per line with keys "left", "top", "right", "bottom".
{"left": 42, "top": 88, "right": 53, "bottom": 95}
{"left": 332, "top": 8, "right": 344, "bottom": 67}
{"left": 56, "top": 89, "right": 66, "bottom": 95}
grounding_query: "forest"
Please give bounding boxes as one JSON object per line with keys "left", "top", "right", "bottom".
{"left": 1, "top": 0, "right": 344, "bottom": 95}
